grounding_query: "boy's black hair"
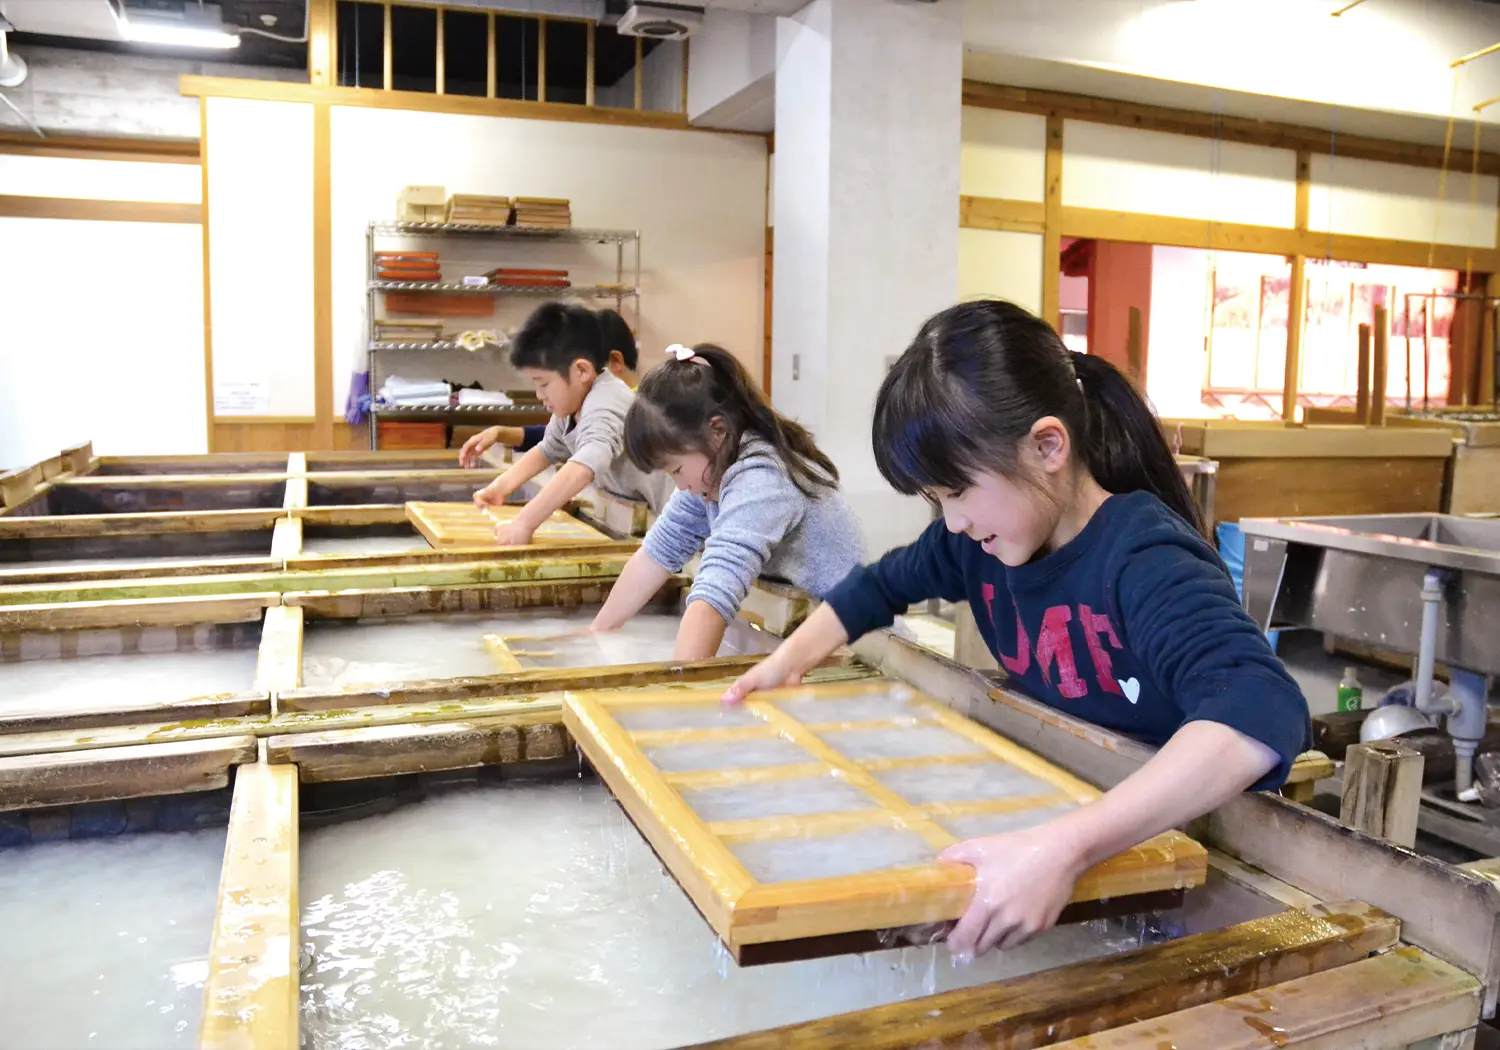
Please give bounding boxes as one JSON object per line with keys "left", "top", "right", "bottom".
{"left": 874, "top": 299, "right": 1201, "bottom": 534}
{"left": 596, "top": 308, "right": 638, "bottom": 371}
{"left": 508, "top": 302, "right": 607, "bottom": 375}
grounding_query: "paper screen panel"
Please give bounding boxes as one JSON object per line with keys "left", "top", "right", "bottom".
{"left": 563, "top": 679, "right": 1207, "bottom": 957}
{"left": 405, "top": 501, "right": 612, "bottom": 548}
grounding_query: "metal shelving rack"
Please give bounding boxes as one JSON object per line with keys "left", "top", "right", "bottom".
{"left": 365, "top": 220, "right": 641, "bottom": 449}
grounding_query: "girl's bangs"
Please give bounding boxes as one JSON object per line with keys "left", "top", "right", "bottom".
{"left": 873, "top": 372, "right": 988, "bottom": 497}
{"left": 624, "top": 400, "right": 698, "bottom": 473}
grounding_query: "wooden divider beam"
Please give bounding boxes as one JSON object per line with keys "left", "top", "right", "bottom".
{"left": 1046, "top": 947, "right": 1478, "bottom": 1050}
{"left": 255, "top": 605, "right": 304, "bottom": 696}
{"left": 685, "top": 900, "right": 1398, "bottom": 1049}
{"left": 269, "top": 517, "right": 303, "bottom": 560}
{"left": 0, "top": 736, "right": 257, "bottom": 811}
{"left": 199, "top": 762, "right": 300, "bottom": 1050}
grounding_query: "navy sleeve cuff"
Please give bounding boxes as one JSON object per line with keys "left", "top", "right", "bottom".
{"left": 519, "top": 424, "right": 546, "bottom": 452}
{"left": 823, "top": 564, "right": 902, "bottom": 643}
{"left": 1182, "top": 668, "right": 1313, "bottom": 791}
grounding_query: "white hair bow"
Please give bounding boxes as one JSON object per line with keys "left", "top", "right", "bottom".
{"left": 665, "top": 343, "right": 697, "bottom": 362}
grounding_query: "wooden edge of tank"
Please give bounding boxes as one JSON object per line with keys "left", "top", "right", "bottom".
{"left": 0, "top": 592, "right": 280, "bottom": 633}
{"left": 684, "top": 900, "right": 1400, "bottom": 1046}
{"left": 280, "top": 577, "right": 637, "bottom": 620}
{"left": 265, "top": 711, "right": 569, "bottom": 783}
{"left": 0, "top": 690, "right": 272, "bottom": 737}
{"left": 0, "top": 557, "right": 282, "bottom": 587}
{"left": 0, "top": 735, "right": 258, "bottom": 811}
{"left": 1045, "top": 946, "right": 1478, "bottom": 1050}
{"left": 0, "top": 508, "right": 287, "bottom": 539}
{"left": 282, "top": 540, "right": 639, "bottom": 571}
{"left": 199, "top": 762, "right": 300, "bottom": 1050}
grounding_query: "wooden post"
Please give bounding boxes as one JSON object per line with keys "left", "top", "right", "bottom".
{"left": 485, "top": 11, "right": 495, "bottom": 99}
{"left": 1355, "top": 322, "right": 1372, "bottom": 423}
{"left": 383, "top": 3, "right": 393, "bottom": 91}
{"left": 1125, "top": 305, "right": 1143, "bottom": 388}
{"left": 435, "top": 6, "right": 445, "bottom": 95}
{"left": 307, "top": 0, "right": 335, "bottom": 87}
{"left": 1041, "top": 114, "right": 1064, "bottom": 334}
{"left": 537, "top": 17, "right": 547, "bottom": 103}
{"left": 1371, "top": 303, "right": 1389, "bottom": 425}
{"left": 1283, "top": 257, "right": 1307, "bottom": 421}
{"left": 1482, "top": 284, "right": 1497, "bottom": 407}
{"left": 1341, "top": 740, "right": 1424, "bottom": 849}
{"left": 585, "top": 21, "right": 596, "bottom": 107}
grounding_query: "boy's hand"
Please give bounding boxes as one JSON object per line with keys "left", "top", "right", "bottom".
{"left": 460, "top": 427, "right": 502, "bottom": 468}
{"left": 473, "top": 481, "right": 506, "bottom": 508}
{"left": 939, "top": 822, "right": 1087, "bottom": 959}
{"left": 494, "top": 520, "right": 536, "bottom": 547}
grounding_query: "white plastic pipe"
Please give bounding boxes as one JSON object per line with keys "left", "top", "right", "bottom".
{"left": 1413, "top": 569, "right": 1453, "bottom": 716}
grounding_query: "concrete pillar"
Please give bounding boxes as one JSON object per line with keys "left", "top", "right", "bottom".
{"left": 772, "top": 0, "right": 962, "bottom": 558}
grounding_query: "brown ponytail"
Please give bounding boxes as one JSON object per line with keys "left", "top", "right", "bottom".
{"left": 625, "top": 344, "right": 839, "bottom": 497}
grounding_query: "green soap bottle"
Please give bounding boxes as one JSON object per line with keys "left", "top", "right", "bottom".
{"left": 1337, "top": 667, "right": 1363, "bottom": 713}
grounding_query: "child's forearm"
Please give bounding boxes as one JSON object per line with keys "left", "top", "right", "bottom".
{"left": 674, "top": 600, "right": 728, "bottom": 661}
{"left": 722, "top": 603, "right": 850, "bottom": 702}
{"left": 490, "top": 446, "right": 552, "bottom": 498}
{"left": 592, "top": 551, "right": 672, "bottom": 632}
{"left": 515, "top": 460, "right": 595, "bottom": 530}
{"left": 1048, "top": 721, "right": 1277, "bottom": 875}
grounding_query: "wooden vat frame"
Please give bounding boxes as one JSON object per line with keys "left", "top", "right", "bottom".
{"left": 1, "top": 448, "right": 1496, "bottom": 1047}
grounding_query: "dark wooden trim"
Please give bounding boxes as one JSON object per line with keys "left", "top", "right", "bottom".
{"left": 0, "top": 195, "right": 200, "bottom": 224}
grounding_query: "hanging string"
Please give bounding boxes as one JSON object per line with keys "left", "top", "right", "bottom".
{"left": 1430, "top": 68, "right": 1462, "bottom": 270}
{"left": 1466, "top": 104, "right": 1484, "bottom": 287}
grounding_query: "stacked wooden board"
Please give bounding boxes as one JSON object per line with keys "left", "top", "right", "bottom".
{"left": 447, "top": 194, "right": 513, "bottom": 226}
{"left": 405, "top": 500, "right": 612, "bottom": 548}
{"left": 513, "top": 197, "right": 572, "bottom": 229}
{"left": 375, "top": 250, "right": 441, "bottom": 282}
{"left": 487, "top": 267, "right": 570, "bottom": 289}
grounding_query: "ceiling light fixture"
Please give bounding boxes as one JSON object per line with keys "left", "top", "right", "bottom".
{"left": 111, "top": 3, "right": 241, "bottom": 50}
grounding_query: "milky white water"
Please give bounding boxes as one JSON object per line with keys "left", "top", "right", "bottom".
{"left": 0, "top": 828, "right": 225, "bottom": 1049}
{"left": 299, "top": 609, "right": 764, "bottom": 687}
{"left": 300, "top": 782, "right": 1162, "bottom": 1050}
{"left": 0, "top": 630, "right": 259, "bottom": 718}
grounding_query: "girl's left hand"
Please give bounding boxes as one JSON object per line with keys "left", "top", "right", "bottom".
{"left": 939, "top": 823, "right": 1087, "bottom": 959}
{"left": 494, "top": 521, "right": 535, "bottom": 547}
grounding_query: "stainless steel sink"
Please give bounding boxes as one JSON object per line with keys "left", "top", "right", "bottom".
{"left": 1240, "top": 513, "right": 1500, "bottom": 676}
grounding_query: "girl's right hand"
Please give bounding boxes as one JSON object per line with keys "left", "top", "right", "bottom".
{"left": 722, "top": 650, "right": 803, "bottom": 705}
{"left": 460, "top": 427, "right": 502, "bottom": 468}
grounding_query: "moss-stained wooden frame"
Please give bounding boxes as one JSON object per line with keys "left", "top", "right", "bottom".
{"left": 406, "top": 500, "right": 613, "bottom": 548}
{"left": 565, "top": 679, "right": 1206, "bottom": 963}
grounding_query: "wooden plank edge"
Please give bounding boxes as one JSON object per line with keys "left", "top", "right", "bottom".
{"left": 0, "top": 736, "right": 257, "bottom": 811}
{"left": 198, "top": 763, "right": 300, "bottom": 1050}
{"left": 686, "top": 899, "right": 1399, "bottom": 1047}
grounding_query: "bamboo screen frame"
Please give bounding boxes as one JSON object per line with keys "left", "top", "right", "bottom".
{"left": 565, "top": 678, "right": 1207, "bottom": 960}
{"left": 405, "top": 501, "right": 614, "bottom": 548}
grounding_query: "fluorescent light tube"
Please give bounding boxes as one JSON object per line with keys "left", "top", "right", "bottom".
{"left": 114, "top": 6, "right": 241, "bottom": 50}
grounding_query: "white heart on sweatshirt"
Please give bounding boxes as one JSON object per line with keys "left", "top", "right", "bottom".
{"left": 1118, "top": 678, "right": 1141, "bottom": 704}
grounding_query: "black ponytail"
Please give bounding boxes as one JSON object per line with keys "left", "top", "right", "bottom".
{"left": 873, "top": 299, "right": 1201, "bottom": 533}
{"left": 625, "top": 343, "right": 839, "bottom": 497}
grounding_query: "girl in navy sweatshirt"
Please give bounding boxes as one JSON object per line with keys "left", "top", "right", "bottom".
{"left": 723, "top": 299, "right": 1311, "bottom": 961}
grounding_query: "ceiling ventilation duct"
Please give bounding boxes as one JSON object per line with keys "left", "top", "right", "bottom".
{"left": 616, "top": 3, "right": 704, "bottom": 41}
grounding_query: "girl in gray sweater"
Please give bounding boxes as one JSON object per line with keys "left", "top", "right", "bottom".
{"left": 590, "top": 343, "right": 864, "bottom": 660}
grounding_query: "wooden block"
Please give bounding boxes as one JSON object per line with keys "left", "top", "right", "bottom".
{"left": 0, "top": 736, "right": 257, "bottom": 811}
{"left": 405, "top": 501, "right": 613, "bottom": 548}
{"left": 1341, "top": 740, "right": 1424, "bottom": 849}
{"left": 282, "top": 477, "right": 308, "bottom": 512}
{"left": 255, "top": 605, "right": 304, "bottom": 694}
{"left": 62, "top": 441, "right": 94, "bottom": 475}
{"left": 199, "top": 763, "right": 300, "bottom": 1050}
{"left": 688, "top": 900, "right": 1398, "bottom": 1049}
{"left": 269, "top": 516, "right": 302, "bottom": 560}
{"left": 0, "top": 463, "right": 45, "bottom": 508}
{"left": 566, "top": 680, "right": 1207, "bottom": 960}
{"left": 1046, "top": 947, "right": 1478, "bottom": 1050}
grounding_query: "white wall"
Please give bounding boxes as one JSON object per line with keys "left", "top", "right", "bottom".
{"left": 204, "top": 96, "right": 316, "bottom": 417}
{"left": 0, "top": 155, "right": 201, "bottom": 204}
{"left": 963, "top": 0, "right": 1500, "bottom": 135}
{"left": 1146, "top": 245, "right": 1212, "bottom": 420}
{"left": 958, "top": 229, "right": 1043, "bottom": 315}
{"left": 960, "top": 108, "right": 1045, "bottom": 201}
{"left": 1062, "top": 121, "right": 1297, "bottom": 227}
{"left": 1308, "top": 154, "right": 1500, "bottom": 249}
{"left": 328, "top": 105, "right": 766, "bottom": 413}
{"left": 0, "top": 218, "right": 206, "bottom": 466}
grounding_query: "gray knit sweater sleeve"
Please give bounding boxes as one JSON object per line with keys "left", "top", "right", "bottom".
{"left": 641, "top": 488, "right": 711, "bottom": 573}
{"left": 682, "top": 454, "right": 808, "bottom": 623}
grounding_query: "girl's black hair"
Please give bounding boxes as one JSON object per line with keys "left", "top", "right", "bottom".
{"left": 596, "top": 309, "right": 639, "bottom": 371}
{"left": 509, "top": 301, "right": 607, "bottom": 374}
{"left": 872, "top": 299, "right": 1201, "bottom": 532}
{"left": 625, "top": 343, "right": 839, "bottom": 497}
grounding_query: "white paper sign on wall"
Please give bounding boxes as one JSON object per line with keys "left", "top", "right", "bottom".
{"left": 215, "top": 381, "right": 270, "bottom": 415}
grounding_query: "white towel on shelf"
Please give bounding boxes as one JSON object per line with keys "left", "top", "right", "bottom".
{"left": 380, "top": 375, "right": 451, "bottom": 399}
{"left": 456, "top": 388, "right": 514, "bottom": 407}
{"left": 380, "top": 394, "right": 452, "bottom": 407}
